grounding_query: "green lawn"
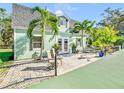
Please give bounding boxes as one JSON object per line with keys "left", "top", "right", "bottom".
{"left": 28, "top": 50, "right": 124, "bottom": 89}
{"left": 0, "top": 61, "right": 14, "bottom": 66}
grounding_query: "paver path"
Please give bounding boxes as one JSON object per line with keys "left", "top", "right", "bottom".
{"left": 28, "top": 50, "right": 124, "bottom": 89}
{"left": 0, "top": 53, "right": 98, "bottom": 89}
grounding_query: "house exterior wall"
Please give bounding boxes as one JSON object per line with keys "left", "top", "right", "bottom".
{"left": 14, "top": 28, "right": 86, "bottom": 60}
{"left": 13, "top": 4, "right": 87, "bottom": 60}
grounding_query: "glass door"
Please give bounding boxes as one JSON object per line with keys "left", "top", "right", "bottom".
{"left": 64, "top": 39, "right": 68, "bottom": 52}
{"left": 58, "top": 38, "right": 69, "bottom": 54}
{"left": 58, "top": 39, "right": 62, "bottom": 52}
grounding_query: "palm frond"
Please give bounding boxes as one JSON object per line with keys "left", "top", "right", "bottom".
{"left": 74, "top": 22, "right": 82, "bottom": 31}
{"left": 87, "top": 20, "right": 96, "bottom": 32}
{"left": 32, "top": 6, "right": 42, "bottom": 13}
{"left": 27, "top": 19, "right": 40, "bottom": 38}
{"left": 32, "top": 6, "right": 49, "bottom": 20}
{"left": 48, "top": 15, "right": 59, "bottom": 41}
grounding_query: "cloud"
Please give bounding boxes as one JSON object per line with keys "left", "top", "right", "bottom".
{"left": 63, "top": 4, "right": 78, "bottom": 11}
{"left": 54, "top": 4, "right": 78, "bottom": 13}
{"left": 55, "top": 10, "right": 64, "bottom": 16}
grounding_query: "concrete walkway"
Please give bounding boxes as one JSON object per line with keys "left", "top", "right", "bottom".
{"left": 0, "top": 53, "right": 99, "bottom": 89}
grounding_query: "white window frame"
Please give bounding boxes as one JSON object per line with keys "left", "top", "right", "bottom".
{"left": 58, "top": 37, "right": 69, "bottom": 54}
{"left": 32, "top": 36, "right": 42, "bottom": 50}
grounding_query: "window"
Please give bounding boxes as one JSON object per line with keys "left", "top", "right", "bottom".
{"left": 66, "top": 19, "right": 68, "bottom": 28}
{"left": 32, "top": 37, "right": 41, "bottom": 48}
{"left": 59, "top": 17, "right": 67, "bottom": 27}
{"left": 58, "top": 39, "right": 62, "bottom": 51}
{"left": 60, "top": 20, "right": 64, "bottom": 25}
{"left": 64, "top": 39, "right": 68, "bottom": 51}
{"left": 60, "top": 18, "right": 65, "bottom": 26}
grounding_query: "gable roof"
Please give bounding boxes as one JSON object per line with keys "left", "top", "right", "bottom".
{"left": 69, "top": 19, "right": 78, "bottom": 29}
{"left": 12, "top": 4, "right": 77, "bottom": 29}
{"left": 12, "top": 4, "right": 41, "bottom": 28}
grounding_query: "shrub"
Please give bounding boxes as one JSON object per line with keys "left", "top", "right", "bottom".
{"left": 32, "top": 52, "right": 39, "bottom": 60}
{"left": 71, "top": 43, "right": 77, "bottom": 53}
{"left": 0, "top": 52, "right": 13, "bottom": 62}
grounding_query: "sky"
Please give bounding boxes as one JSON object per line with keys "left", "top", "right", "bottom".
{"left": 0, "top": 3, "right": 124, "bottom": 22}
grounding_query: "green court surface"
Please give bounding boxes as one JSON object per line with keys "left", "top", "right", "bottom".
{"left": 28, "top": 50, "right": 124, "bottom": 89}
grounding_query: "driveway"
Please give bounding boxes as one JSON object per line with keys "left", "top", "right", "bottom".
{"left": 0, "top": 53, "right": 98, "bottom": 89}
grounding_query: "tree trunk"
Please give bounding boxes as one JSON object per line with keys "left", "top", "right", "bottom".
{"left": 81, "top": 30, "right": 84, "bottom": 53}
{"left": 40, "top": 25, "right": 45, "bottom": 60}
{"left": 104, "top": 47, "right": 107, "bottom": 56}
{"left": 54, "top": 52, "right": 57, "bottom": 76}
{"left": 121, "top": 43, "right": 123, "bottom": 49}
{"left": 40, "top": 36, "right": 43, "bottom": 60}
{"left": 54, "top": 36, "right": 58, "bottom": 76}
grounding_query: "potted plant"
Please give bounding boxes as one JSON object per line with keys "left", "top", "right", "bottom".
{"left": 32, "top": 52, "right": 39, "bottom": 60}
{"left": 98, "top": 50, "right": 104, "bottom": 57}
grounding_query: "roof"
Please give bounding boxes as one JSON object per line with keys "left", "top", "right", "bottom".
{"left": 12, "top": 4, "right": 77, "bottom": 29}
{"left": 12, "top": 4, "right": 41, "bottom": 28}
{"left": 69, "top": 19, "right": 78, "bottom": 29}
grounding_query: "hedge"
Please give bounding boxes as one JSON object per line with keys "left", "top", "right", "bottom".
{"left": 0, "top": 52, "right": 14, "bottom": 62}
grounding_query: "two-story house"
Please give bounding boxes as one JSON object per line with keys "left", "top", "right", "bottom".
{"left": 12, "top": 4, "right": 87, "bottom": 60}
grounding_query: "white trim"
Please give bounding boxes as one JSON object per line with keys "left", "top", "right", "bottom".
{"left": 58, "top": 37, "right": 69, "bottom": 54}
{"left": 32, "top": 48, "right": 41, "bottom": 51}
{"left": 63, "top": 37, "right": 69, "bottom": 53}
{"left": 13, "top": 26, "right": 51, "bottom": 33}
{"left": 13, "top": 26, "right": 28, "bottom": 30}
{"left": 33, "top": 34, "right": 42, "bottom": 37}
{"left": 32, "top": 36, "right": 42, "bottom": 50}
{"left": 67, "top": 19, "right": 70, "bottom": 30}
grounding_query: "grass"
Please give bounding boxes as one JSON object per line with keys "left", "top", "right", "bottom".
{"left": 0, "top": 49, "right": 12, "bottom": 52}
{"left": 0, "top": 61, "right": 14, "bottom": 66}
{"left": 28, "top": 49, "right": 124, "bottom": 89}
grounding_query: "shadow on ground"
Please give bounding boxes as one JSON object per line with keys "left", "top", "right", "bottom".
{"left": 21, "top": 66, "right": 52, "bottom": 71}
{"left": 0, "top": 75, "right": 54, "bottom": 89}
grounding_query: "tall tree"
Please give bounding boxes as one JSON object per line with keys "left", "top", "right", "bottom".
{"left": 98, "top": 8, "right": 124, "bottom": 33}
{"left": 91, "top": 27, "right": 124, "bottom": 55}
{"left": 49, "top": 13, "right": 59, "bottom": 76}
{"left": 98, "top": 8, "right": 124, "bottom": 48}
{"left": 0, "top": 8, "right": 13, "bottom": 48}
{"left": 74, "top": 20, "right": 95, "bottom": 52}
{"left": 27, "top": 7, "right": 59, "bottom": 60}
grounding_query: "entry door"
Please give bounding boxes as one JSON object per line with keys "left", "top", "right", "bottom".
{"left": 58, "top": 38, "right": 69, "bottom": 54}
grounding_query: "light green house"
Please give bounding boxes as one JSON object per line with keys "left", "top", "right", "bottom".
{"left": 12, "top": 4, "right": 87, "bottom": 60}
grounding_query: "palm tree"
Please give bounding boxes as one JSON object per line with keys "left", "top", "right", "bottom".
{"left": 0, "top": 8, "right": 13, "bottom": 49}
{"left": 74, "top": 20, "right": 95, "bottom": 53}
{"left": 27, "top": 6, "right": 59, "bottom": 60}
{"left": 49, "top": 15, "right": 60, "bottom": 76}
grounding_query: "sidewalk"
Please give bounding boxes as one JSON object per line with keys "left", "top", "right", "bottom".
{"left": 0, "top": 53, "right": 99, "bottom": 89}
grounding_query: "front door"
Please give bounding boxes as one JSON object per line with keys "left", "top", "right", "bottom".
{"left": 58, "top": 38, "right": 69, "bottom": 54}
